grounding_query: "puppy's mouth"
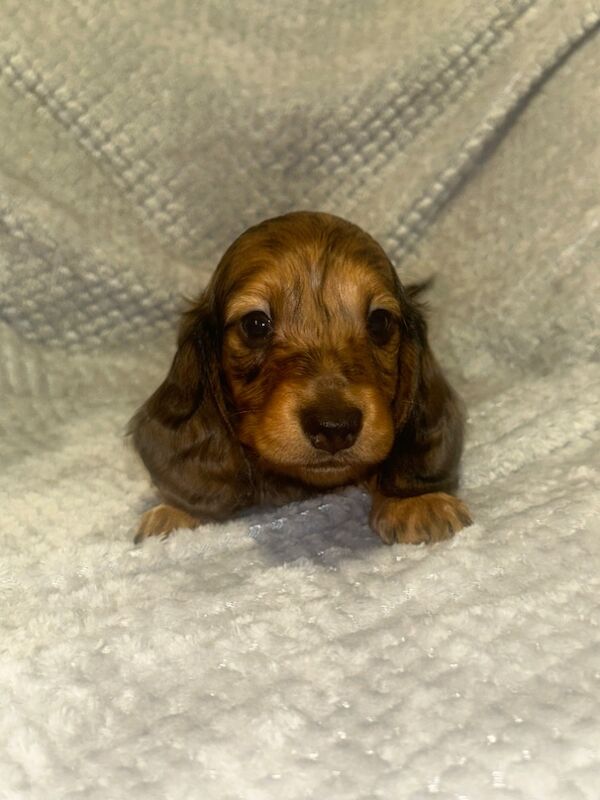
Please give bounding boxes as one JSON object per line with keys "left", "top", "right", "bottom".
{"left": 271, "top": 459, "right": 354, "bottom": 475}
{"left": 288, "top": 455, "right": 364, "bottom": 485}
{"left": 304, "top": 459, "right": 350, "bottom": 471}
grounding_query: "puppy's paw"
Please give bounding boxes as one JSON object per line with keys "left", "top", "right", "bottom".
{"left": 370, "top": 492, "right": 472, "bottom": 545}
{"left": 134, "top": 503, "right": 199, "bottom": 544}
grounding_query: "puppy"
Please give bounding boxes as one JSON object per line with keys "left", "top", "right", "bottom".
{"left": 130, "top": 211, "right": 471, "bottom": 545}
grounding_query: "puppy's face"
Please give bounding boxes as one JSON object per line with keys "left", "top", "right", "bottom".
{"left": 209, "top": 212, "right": 414, "bottom": 487}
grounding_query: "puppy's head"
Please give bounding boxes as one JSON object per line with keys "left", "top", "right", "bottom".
{"left": 194, "top": 211, "right": 423, "bottom": 487}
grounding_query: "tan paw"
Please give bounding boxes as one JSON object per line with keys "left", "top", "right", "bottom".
{"left": 370, "top": 492, "right": 472, "bottom": 545}
{"left": 134, "top": 503, "right": 199, "bottom": 544}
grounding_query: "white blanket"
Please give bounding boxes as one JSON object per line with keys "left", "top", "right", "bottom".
{"left": 2, "top": 1, "right": 599, "bottom": 797}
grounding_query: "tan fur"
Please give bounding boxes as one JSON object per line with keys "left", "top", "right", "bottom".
{"left": 134, "top": 504, "right": 200, "bottom": 544}
{"left": 370, "top": 492, "right": 473, "bottom": 545}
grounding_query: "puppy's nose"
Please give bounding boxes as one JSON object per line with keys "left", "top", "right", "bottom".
{"left": 300, "top": 405, "right": 363, "bottom": 454}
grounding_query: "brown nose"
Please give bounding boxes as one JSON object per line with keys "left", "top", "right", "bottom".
{"left": 300, "top": 405, "right": 363, "bottom": 454}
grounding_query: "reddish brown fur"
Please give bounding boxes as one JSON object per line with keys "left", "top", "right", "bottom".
{"left": 130, "top": 211, "right": 472, "bottom": 544}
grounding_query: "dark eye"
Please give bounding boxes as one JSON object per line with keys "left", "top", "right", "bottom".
{"left": 367, "top": 308, "right": 395, "bottom": 346}
{"left": 240, "top": 310, "right": 273, "bottom": 342}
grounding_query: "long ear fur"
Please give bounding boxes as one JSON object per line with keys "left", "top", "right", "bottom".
{"left": 378, "top": 295, "right": 465, "bottom": 498}
{"left": 128, "top": 293, "right": 253, "bottom": 519}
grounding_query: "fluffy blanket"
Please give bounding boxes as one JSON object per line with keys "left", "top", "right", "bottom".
{"left": 1, "top": 1, "right": 599, "bottom": 797}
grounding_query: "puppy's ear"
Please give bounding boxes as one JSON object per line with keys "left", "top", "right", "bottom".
{"left": 129, "top": 292, "right": 252, "bottom": 519}
{"left": 379, "top": 295, "right": 465, "bottom": 497}
{"left": 141, "top": 296, "right": 220, "bottom": 428}
{"left": 405, "top": 276, "right": 435, "bottom": 300}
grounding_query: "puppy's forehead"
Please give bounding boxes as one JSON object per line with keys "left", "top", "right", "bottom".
{"left": 222, "top": 214, "right": 399, "bottom": 321}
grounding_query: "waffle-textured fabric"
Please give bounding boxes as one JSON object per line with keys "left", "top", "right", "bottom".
{"left": 1, "top": 2, "right": 600, "bottom": 798}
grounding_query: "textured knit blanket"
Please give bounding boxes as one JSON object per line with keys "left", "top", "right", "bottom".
{"left": 1, "top": 2, "right": 600, "bottom": 798}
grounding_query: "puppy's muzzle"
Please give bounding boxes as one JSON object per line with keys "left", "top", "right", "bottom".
{"left": 300, "top": 403, "right": 363, "bottom": 454}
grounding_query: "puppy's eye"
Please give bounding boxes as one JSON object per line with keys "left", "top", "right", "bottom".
{"left": 240, "top": 310, "right": 273, "bottom": 342}
{"left": 367, "top": 308, "right": 395, "bottom": 346}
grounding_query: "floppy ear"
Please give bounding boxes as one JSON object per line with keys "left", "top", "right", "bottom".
{"left": 377, "top": 294, "right": 465, "bottom": 498}
{"left": 129, "top": 293, "right": 253, "bottom": 519}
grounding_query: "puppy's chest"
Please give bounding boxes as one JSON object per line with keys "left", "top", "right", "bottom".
{"left": 251, "top": 469, "right": 321, "bottom": 508}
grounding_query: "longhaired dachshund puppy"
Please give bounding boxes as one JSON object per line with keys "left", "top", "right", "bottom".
{"left": 130, "top": 211, "right": 472, "bottom": 545}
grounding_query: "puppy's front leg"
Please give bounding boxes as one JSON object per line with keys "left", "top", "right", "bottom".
{"left": 134, "top": 504, "right": 201, "bottom": 544}
{"left": 369, "top": 489, "right": 472, "bottom": 545}
{"left": 369, "top": 341, "right": 472, "bottom": 545}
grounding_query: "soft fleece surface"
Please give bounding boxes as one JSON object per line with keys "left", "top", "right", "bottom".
{"left": 1, "top": 2, "right": 600, "bottom": 798}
